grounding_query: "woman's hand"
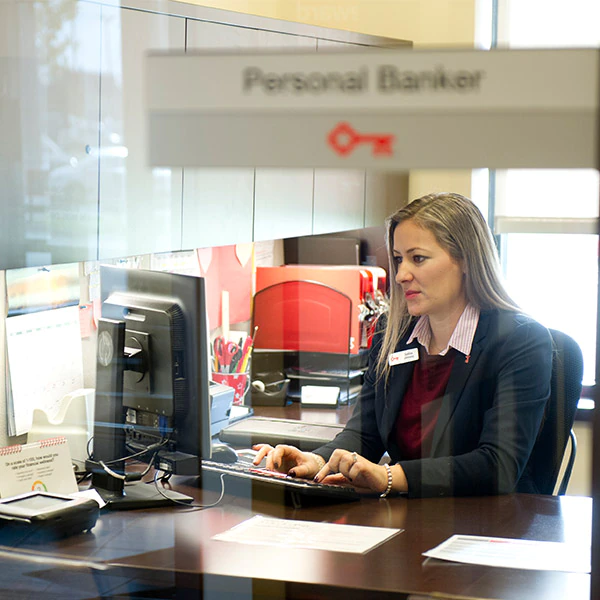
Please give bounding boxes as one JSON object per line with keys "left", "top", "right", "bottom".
{"left": 252, "top": 444, "right": 323, "bottom": 479}
{"left": 314, "top": 449, "right": 406, "bottom": 495}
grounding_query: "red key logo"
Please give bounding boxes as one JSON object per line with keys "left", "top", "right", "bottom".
{"left": 327, "top": 122, "right": 395, "bottom": 157}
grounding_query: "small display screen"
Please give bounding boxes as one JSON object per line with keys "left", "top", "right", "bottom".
{"left": 3, "top": 494, "right": 70, "bottom": 511}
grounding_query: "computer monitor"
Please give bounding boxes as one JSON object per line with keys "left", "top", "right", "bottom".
{"left": 88, "top": 265, "right": 212, "bottom": 509}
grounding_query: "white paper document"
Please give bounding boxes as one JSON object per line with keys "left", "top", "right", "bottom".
{"left": 301, "top": 385, "right": 340, "bottom": 406}
{"left": 213, "top": 515, "right": 402, "bottom": 554}
{"left": 150, "top": 250, "right": 201, "bottom": 276}
{"left": 423, "top": 534, "right": 591, "bottom": 574}
{"left": 6, "top": 306, "right": 84, "bottom": 435}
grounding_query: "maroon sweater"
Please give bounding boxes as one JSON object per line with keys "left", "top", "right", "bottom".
{"left": 395, "top": 350, "right": 457, "bottom": 459}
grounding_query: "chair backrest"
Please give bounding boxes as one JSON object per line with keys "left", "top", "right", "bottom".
{"left": 525, "top": 328, "right": 583, "bottom": 495}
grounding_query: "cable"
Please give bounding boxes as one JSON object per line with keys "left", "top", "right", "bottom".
{"left": 99, "top": 461, "right": 126, "bottom": 480}
{"left": 106, "top": 438, "right": 170, "bottom": 466}
{"left": 76, "top": 471, "right": 92, "bottom": 485}
{"left": 84, "top": 435, "right": 171, "bottom": 484}
{"left": 160, "top": 472, "right": 172, "bottom": 482}
{"left": 124, "top": 451, "right": 160, "bottom": 482}
{"left": 87, "top": 437, "right": 169, "bottom": 468}
{"left": 86, "top": 436, "right": 94, "bottom": 461}
{"left": 138, "top": 457, "right": 156, "bottom": 477}
{"left": 84, "top": 436, "right": 221, "bottom": 508}
{"left": 151, "top": 470, "right": 226, "bottom": 510}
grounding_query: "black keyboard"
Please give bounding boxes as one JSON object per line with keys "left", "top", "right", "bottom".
{"left": 201, "top": 459, "right": 360, "bottom": 508}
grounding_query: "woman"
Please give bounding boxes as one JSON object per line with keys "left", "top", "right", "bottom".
{"left": 253, "top": 192, "right": 553, "bottom": 498}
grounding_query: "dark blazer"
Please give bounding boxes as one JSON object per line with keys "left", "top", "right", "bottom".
{"left": 315, "top": 309, "right": 553, "bottom": 498}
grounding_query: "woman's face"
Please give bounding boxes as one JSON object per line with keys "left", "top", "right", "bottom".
{"left": 393, "top": 219, "right": 467, "bottom": 323}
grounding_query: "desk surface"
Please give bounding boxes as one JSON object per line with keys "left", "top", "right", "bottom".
{"left": 0, "top": 405, "right": 593, "bottom": 600}
{"left": 0, "top": 490, "right": 592, "bottom": 599}
{"left": 253, "top": 402, "right": 355, "bottom": 424}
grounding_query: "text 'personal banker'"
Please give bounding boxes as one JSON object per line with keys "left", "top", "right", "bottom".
{"left": 243, "top": 65, "right": 485, "bottom": 95}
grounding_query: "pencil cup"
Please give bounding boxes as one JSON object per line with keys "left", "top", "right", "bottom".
{"left": 212, "top": 370, "right": 251, "bottom": 406}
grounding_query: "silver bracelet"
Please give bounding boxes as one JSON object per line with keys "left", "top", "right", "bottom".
{"left": 380, "top": 463, "right": 393, "bottom": 498}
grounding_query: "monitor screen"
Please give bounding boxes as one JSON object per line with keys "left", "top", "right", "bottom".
{"left": 89, "top": 265, "right": 212, "bottom": 507}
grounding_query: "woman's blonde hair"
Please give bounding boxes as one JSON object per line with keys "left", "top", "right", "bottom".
{"left": 376, "top": 192, "right": 519, "bottom": 378}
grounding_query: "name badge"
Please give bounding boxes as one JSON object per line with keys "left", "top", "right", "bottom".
{"left": 388, "top": 348, "right": 419, "bottom": 366}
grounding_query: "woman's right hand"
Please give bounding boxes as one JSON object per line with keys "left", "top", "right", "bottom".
{"left": 252, "top": 443, "right": 322, "bottom": 479}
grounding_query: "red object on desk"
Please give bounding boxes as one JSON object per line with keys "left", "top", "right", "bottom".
{"left": 212, "top": 371, "right": 249, "bottom": 405}
{"left": 254, "top": 265, "right": 385, "bottom": 354}
{"left": 253, "top": 278, "right": 352, "bottom": 354}
{"left": 213, "top": 336, "right": 241, "bottom": 372}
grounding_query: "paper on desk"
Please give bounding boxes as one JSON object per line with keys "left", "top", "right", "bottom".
{"left": 213, "top": 515, "right": 402, "bottom": 554}
{"left": 71, "top": 488, "right": 106, "bottom": 508}
{"left": 301, "top": 385, "right": 340, "bottom": 405}
{"left": 6, "top": 306, "right": 84, "bottom": 436}
{"left": 151, "top": 250, "right": 201, "bottom": 276}
{"left": 423, "top": 534, "right": 591, "bottom": 573}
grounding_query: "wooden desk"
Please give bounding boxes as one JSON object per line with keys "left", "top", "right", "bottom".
{"left": 0, "top": 406, "right": 591, "bottom": 598}
{"left": 0, "top": 490, "right": 591, "bottom": 599}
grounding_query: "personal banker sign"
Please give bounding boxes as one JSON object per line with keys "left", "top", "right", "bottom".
{"left": 146, "top": 48, "right": 598, "bottom": 170}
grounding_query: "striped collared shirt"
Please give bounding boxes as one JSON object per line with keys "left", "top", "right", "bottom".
{"left": 407, "top": 303, "right": 480, "bottom": 358}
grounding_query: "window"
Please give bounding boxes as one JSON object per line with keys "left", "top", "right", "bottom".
{"left": 495, "top": 169, "right": 599, "bottom": 387}
{"left": 494, "top": 1, "right": 600, "bottom": 392}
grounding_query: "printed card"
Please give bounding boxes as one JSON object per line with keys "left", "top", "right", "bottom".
{"left": 0, "top": 437, "right": 78, "bottom": 498}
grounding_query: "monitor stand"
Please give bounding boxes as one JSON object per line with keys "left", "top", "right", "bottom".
{"left": 94, "top": 480, "right": 193, "bottom": 510}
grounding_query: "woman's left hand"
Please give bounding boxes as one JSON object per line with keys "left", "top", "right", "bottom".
{"left": 313, "top": 449, "right": 392, "bottom": 494}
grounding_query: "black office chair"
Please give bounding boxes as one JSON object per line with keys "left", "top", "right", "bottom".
{"left": 525, "top": 328, "right": 583, "bottom": 495}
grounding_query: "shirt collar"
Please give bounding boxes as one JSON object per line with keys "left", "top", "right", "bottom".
{"left": 407, "top": 303, "right": 480, "bottom": 357}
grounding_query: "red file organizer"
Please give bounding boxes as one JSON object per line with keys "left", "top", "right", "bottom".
{"left": 252, "top": 279, "right": 353, "bottom": 354}
{"left": 254, "top": 265, "right": 386, "bottom": 355}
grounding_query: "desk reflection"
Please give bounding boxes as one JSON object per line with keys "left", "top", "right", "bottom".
{"left": 0, "top": 492, "right": 591, "bottom": 600}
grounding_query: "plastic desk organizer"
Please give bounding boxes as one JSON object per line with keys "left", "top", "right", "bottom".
{"left": 253, "top": 265, "right": 386, "bottom": 356}
{"left": 252, "top": 279, "right": 353, "bottom": 355}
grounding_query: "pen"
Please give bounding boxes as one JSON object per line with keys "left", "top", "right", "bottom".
{"left": 239, "top": 326, "right": 258, "bottom": 373}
